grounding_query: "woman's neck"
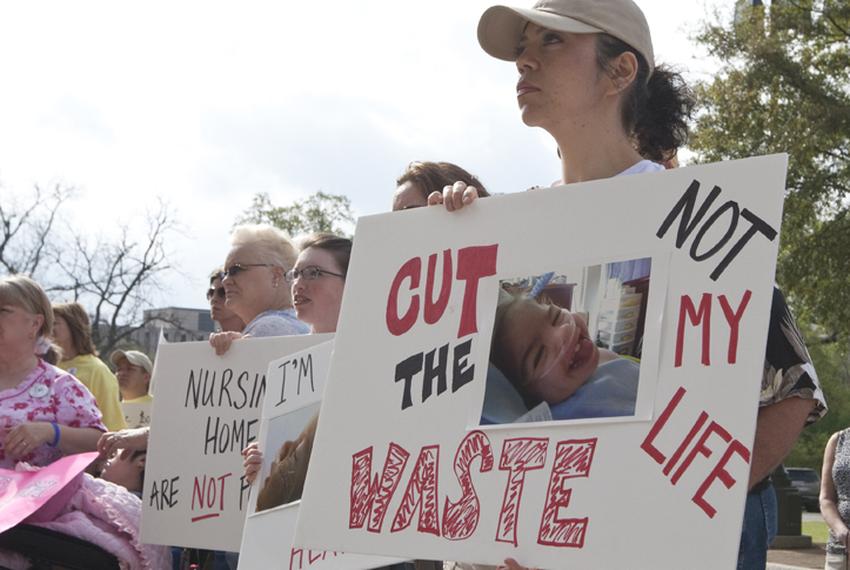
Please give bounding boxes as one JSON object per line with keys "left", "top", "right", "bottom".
{"left": 310, "top": 322, "right": 337, "bottom": 335}
{"left": 61, "top": 346, "right": 79, "bottom": 361}
{"left": 0, "top": 352, "right": 39, "bottom": 390}
{"left": 243, "top": 297, "right": 293, "bottom": 325}
{"left": 219, "top": 315, "right": 246, "bottom": 333}
{"left": 548, "top": 112, "right": 644, "bottom": 185}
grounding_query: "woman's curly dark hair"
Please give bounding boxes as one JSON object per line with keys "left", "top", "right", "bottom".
{"left": 595, "top": 34, "right": 695, "bottom": 163}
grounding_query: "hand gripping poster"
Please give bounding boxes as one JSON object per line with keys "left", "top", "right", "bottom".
{"left": 142, "top": 334, "right": 330, "bottom": 551}
{"left": 238, "top": 339, "right": 404, "bottom": 570}
{"left": 294, "top": 156, "right": 788, "bottom": 568}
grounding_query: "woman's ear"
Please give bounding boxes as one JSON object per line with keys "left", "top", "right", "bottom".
{"left": 272, "top": 266, "right": 285, "bottom": 288}
{"left": 31, "top": 314, "right": 45, "bottom": 338}
{"left": 606, "top": 51, "right": 639, "bottom": 96}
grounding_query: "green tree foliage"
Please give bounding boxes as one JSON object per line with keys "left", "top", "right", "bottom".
{"left": 692, "top": 0, "right": 850, "bottom": 341}
{"left": 235, "top": 191, "right": 355, "bottom": 238}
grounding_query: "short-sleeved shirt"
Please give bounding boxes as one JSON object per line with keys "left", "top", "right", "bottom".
{"left": 59, "top": 353, "right": 127, "bottom": 431}
{"left": 0, "top": 359, "right": 106, "bottom": 468}
{"left": 242, "top": 308, "right": 309, "bottom": 338}
{"left": 761, "top": 287, "right": 827, "bottom": 423}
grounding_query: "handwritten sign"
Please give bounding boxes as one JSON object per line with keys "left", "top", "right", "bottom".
{"left": 0, "top": 452, "right": 97, "bottom": 533}
{"left": 239, "top": 340, "right": 402, "bottom": 569}
{"left": 294, "top": 156, "right": 787, "bottom": 568}
{"left": 141, "top": 334, "right": 330, "bottom": 551}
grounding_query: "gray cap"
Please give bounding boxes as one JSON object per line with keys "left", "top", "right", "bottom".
{"left": 478, "top": 0, "right": 654, "bottom": 71}
{"left": 110, "top": 349, "right": 153, "bottom": 374}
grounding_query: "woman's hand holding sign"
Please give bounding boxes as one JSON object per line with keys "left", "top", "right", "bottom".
{"left": 209, "top": 331, "right": 246, "bottom": 356}
{"left": 427, "top": 181, "right": 481, "bottom": 211}
{"left": 243, "top": 442, "right": 263, "bottom": 485}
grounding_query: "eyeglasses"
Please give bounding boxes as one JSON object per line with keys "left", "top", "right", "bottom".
{"left": 284, "top": 266, "right": 345, "bottom": 284}
{"left": 222, "top": 263, "right": 276, "bottom": 278}
{"left": 206, "top": 286, "right": 226, "bottom": 301}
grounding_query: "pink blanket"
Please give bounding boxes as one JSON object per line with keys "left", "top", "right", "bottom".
{"left": 0, "top": 458, "right": 169, "bottom": 570}
{"left": 36, "top": 474, "right": 171, "bottom": 569}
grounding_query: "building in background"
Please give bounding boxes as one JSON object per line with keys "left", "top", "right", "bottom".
{"left": 129, "top": 307, "right": 215, "bottom": 357}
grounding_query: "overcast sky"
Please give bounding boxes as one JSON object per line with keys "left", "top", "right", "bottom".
{"left": 0, "top": 0, "right": 730, "bottom": 313}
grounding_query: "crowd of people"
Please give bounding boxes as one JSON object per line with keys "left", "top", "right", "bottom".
{"left": 0, "top": 0, "right": 833, "bottom": 568}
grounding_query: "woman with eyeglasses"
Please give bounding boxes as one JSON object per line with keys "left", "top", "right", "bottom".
{"left": 242, "top": 233, "right": 351, "bottom": 485}
{"left": 207, "top": 268, "right": 245, "bottom": 333}
{"left": 209, "top": 224, "right": 309, "bottom": 355}
{"left": 288, "top": 233, "right": 351, "bottom": 334}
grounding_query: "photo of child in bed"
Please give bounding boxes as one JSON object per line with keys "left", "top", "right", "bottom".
{"left": 483, "top": 259, "right": 650, "bottom": 425}
{"left": 254, "top": 409, "right": 318, "bottom": 513}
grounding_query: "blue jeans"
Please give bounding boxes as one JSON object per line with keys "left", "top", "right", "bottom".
{"left": 737, "top": 483, "right": 778, "bottom": 570}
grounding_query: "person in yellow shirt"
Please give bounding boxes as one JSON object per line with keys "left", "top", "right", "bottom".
{"left": 111, "top": 350, "right": 154, "bottom": 429}
{"left": 52, "top": 303, "right": 127, "bottom": 431}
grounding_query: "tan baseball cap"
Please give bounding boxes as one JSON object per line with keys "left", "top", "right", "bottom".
{"left": 110, "top": 349, "right": 153, "bottom": 375}
{"left": 478, "top": 0, "right": 654, "bottom": 71}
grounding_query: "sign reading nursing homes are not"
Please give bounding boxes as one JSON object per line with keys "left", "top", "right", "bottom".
{"left": 294, "top": 156, "right": 789, "bottom": 569}
{"left": 142, "top": 334, "right": 330, "bottom": 551}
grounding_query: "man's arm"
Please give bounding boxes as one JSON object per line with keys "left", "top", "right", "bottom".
{"left": 748, "top": 396, "right": 817, "bottom": 489}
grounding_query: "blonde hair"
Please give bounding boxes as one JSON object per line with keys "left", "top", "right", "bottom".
{"left": 230, "top": 224, "right": 297, "bottom": 270}
{"left": 0, "top": 275, "right": 54, "bottom": 337}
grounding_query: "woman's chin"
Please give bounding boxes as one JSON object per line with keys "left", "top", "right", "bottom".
{"left": 518, "top": 105, "right": 547, "bottom": 128}
{"left": 295, "top": 309, "right": 310, "bottom": 323}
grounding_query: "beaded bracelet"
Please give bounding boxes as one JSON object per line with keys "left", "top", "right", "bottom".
{"left": 48, "top": 421, "right": 61, "bottom": 448}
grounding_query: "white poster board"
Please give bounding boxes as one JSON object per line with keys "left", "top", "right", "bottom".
{"left": 142, "top": 333, "right": 330, "bottom": 551}
{"left": 239, "top": 340, "right": 402, "bottom": 570}
{"left": 295, "top": 156, "right": 787, "bottom": 569}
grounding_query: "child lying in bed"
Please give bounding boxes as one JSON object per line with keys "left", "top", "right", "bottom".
{"left": 490, "top": 290, "right": 638, "bottom": 420}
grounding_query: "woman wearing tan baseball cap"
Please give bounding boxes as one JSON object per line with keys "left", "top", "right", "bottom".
{"left": 430, "top": 0, "right": 693, "bottom": 212}
{"left": 437, "top": 1, "right": 694, "bottom": 569}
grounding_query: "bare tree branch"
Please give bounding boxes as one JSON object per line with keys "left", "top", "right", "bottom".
{"left": 0, "top": 184, "right": 75, "bottom": 275}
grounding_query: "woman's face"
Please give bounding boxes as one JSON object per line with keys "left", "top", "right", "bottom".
{"left": 291, "top": 247, "right": 345, "bottom": 334}
{"left": 495, "top": 297, "right": 599, "bottom": 405}
{"left": 514, "top": 25, "right": 610, "bottom": 130}
{"left": 208, "top": 276, "right": 237, "bottom": 323}
{"left": 223, "top": 244, "right": 286, "bottom": 323}
{"left": 392, "top": 181, "right": 428, "bottom": 211}
{"left": 0, "top": 303, "right": 43, "bottom": 357}
{"left": 52, "top": 315, "right": 73, "bottom": 355}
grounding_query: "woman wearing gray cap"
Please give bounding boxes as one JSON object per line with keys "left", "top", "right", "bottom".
{"left": 432, "top": 0, "right": 692, "bottom": 213}
{"left": 435, "top": 1, "right": 823, "bottom": 570}
{"left": 436, "top": 3, "right": 691, "bottom": 568}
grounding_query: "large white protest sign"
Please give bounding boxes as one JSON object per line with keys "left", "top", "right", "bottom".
{"left": 295, "top": 156, "right": 787, "bottom": 568}
{"left": 239, "top": 340, "right": 402, "bottom": 570}
{"left": 142, "top": 334, "right": 329, "bottom": 551}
